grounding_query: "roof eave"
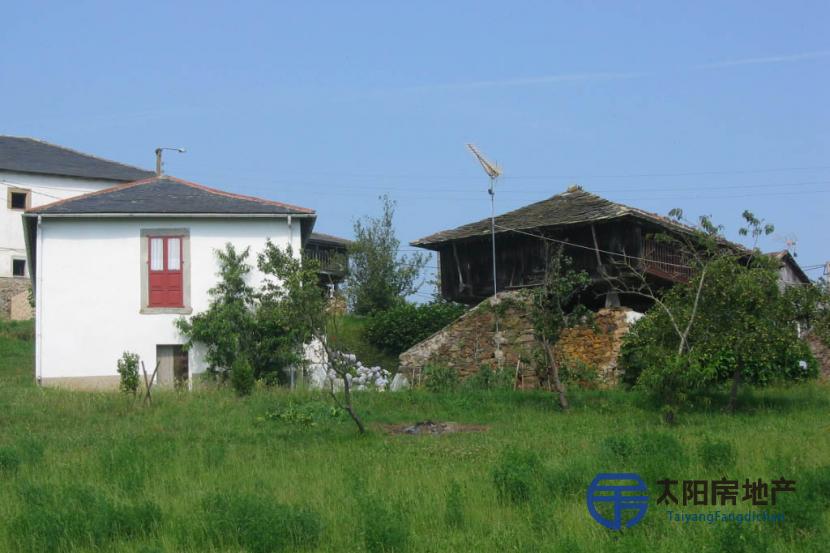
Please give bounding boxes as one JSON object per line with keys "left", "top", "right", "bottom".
{"left": 23, "top": 212, "right": 317, "bottom": 219}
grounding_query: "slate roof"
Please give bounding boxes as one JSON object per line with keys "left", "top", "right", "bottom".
{"left": 412, "top": 187, "right": 697, "bottom": 249}
{"left": 26, "top": 176, "right": 315, "bottom": 216}
{"left": 0, "top": 136, "right": 153, "bottom": 181}
{"left": 308, "top": 232, "right": 352, "bottom": 247}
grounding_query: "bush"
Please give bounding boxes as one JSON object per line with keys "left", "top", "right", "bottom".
{"left": 201, "top": 491, "right": 322, "bottom": 552}
{"left": 231, "top": 356, "right": 255, "bottom": 396}
{"left": 116, "top": 351, "right": 140, "bottom": 396}
{"left": 492, "top": 448, "right": 543, "bottom": 505}
{"left": 464, "top": 364, "right": 514, "bottom": 391}
{"left": 423, "top": 365, "right": 459, "bottom": 392}
{"left": 560, "top": 358, "right": 599, "bottom": 388}
{"left": 364, "top": 302, "right": 466, "bottom": 355}
{"left": 264, "top": 399, "right": 344, "bottom": 427}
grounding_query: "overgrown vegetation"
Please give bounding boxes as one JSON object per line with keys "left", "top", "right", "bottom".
{"left": 1, "top": 320, "right": 829, "bottom": 552}
{"left": 616, "top": 211, "right": 819, "bottom": 417}
{"left": 530, "top": 244, "right": 592, "bottom": 410}
{"left": 364, "top": 301, "right": 467, "bottom": 355}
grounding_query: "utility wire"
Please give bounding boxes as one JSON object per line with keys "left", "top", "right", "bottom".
{"left": 494, "top": 224, "right": 692, "bottom": 270}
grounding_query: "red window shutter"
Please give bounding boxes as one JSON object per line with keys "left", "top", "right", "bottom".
{"left": 148, "top": 237, "right": 184, "bottom": 307}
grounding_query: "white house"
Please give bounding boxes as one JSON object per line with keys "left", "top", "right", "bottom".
{"left": 23, "top": 175, "right": 316, "bottom": 389}
{"left": 1, "top": 136, "right": 152, "bottom": 318}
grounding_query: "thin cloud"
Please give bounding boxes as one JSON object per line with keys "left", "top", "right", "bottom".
{"left": 403, "top": 71, "right": 645, "bottom": 92}
{"left": 699, "top": 49, "right": 830, "bottom": 68}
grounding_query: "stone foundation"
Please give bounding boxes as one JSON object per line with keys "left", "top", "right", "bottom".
{"left": 806, "top": 334, "right": 830, "bottom": 381}
{"left": 0, "top": 277, "right": 32, "bottom": 320}
{"left": 399, "top": 291, "right": 639, "bottom": 389}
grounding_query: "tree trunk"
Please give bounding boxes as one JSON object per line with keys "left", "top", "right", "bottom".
{"left": 544, "top": 342, "right": 569, "bottom": 411}
{"left": 728, "top": 368, "right": 741, "bottom": 412}
{"left": 341, "top": 375, "right": 366, "bottom": 434}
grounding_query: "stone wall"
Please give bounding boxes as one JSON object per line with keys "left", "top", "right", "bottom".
{"left": 399, "top": 291, "right": 639, "bottom": 389}
{"left": 0, "top": 278, "right": 32, "bottom": 320}
{"left": 806, "top": 334, "right": 830, "bottom": 381}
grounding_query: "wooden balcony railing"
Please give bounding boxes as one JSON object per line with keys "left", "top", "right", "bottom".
{"left": 304, "top": 247, "right": 347, "bottom": 276}
{"left": 640, "top": 238, "right": 693, "bottom": 282}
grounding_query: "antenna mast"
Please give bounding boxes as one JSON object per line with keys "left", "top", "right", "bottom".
{"left": 154, "top": 147, "right": 187, "bottom": 176}
{"left": 466, "top": 143, "right": 503, "bottom": 357}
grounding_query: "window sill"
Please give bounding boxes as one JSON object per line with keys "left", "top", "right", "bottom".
{"left": 140, "top": 306, "right": 193, "bottom": 315}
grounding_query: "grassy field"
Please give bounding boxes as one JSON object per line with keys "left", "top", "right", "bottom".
{"left": 1, "top": 320, "right": 828, "bottom": 553}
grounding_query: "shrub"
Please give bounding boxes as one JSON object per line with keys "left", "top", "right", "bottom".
{"left": 231, "top": 356, "right": 255, "bottom": 396}
{"left": 359, "top": 494, "right": 410, "bottom": 553}
{"left": 444, "top": 480, "right": 464, "bottom": 529}
{"left": 560, "top": 358, "right": 599, "bottom": 388}
{"left": 201, "top": 491, "right": 322, "bottom": 552}
{"left": 423, "top": 364, "right": 459, "bottom": 392}
{"left": 364, "top": 302, "right": 466, "bottom": 355}
{"left": 0, "top": 446, "right": 21, "bottom": 473}
{"left": 698, "top": 439, "right": 737, "bottom": 471}
{"left": 264, "top": 399, "right": 344, "bottom": 427}
{"left": 464, "top": 364, "right": 514, "bottom": 391}
{"left": 492, "top": 448, "right": 543, "bottom": 505}
{"left": 116, "top": 351, "right": 140, "bottom": 396}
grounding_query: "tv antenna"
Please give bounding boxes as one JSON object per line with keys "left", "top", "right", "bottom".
{"left": 466, "top": 143, "right": 503, "bottom": 357}
{"left": 155, "top": 147, "right": 186, "bottom": 176}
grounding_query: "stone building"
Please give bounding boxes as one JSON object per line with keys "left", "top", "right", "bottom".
{"left": 403, "top": 187, "right": 813, "bottom": 388}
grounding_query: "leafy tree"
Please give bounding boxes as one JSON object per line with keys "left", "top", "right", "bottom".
{"left": 529, "top": 244, "right": 592, "bottom": 410}
{"left": 176, "top": 244, "right": 256, "bottom": 380}
{"left": 176, "top": 243, "right": 303, "bottom": 385}
{"left": 258, "top": 241, "right": 367, "bottom": 433}
{"left": 347, "top": 195, "right": 427, "bottom": 315}
{"left": 617, "top": 211, "right": 818, "bottom": 415}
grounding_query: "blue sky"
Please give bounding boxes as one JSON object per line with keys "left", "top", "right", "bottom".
{"left": 2, "top": 1, "right": 828, "bottom": 292}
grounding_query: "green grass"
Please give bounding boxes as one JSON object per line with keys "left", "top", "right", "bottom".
{"left": 328, "top": 314, "right": 400, "bottom": 371}
{"left": 1, "top": 319, "right": 829, "bottom": 552}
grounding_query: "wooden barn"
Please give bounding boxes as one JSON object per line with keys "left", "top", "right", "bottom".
{"left": 411, "top": 187, "right": 802, "bottom": 309}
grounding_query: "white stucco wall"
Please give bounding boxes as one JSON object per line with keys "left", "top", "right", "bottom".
{"left": 36, "top": 216, "right": 302, "bottom": 382}
{"left": 1, "top": 171, "right": 117, "bottom": 278}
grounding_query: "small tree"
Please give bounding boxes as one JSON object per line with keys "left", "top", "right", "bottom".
{"left": 258, "top": 241, "right": 367, "bottom": 433}
{"left": 176, "top": 244, "right": 256, "bottom": 380}
{"left": 615, "top": 211, "right": 818, "bottom": 415}
{"left": 347, "top": 195, "right": 427, "bottom": 315}
{"left": 530, "top": 244, "right": 592, "bottom": 410}
{"left": 116, "top": 351, "right": 140, "bottom": 396}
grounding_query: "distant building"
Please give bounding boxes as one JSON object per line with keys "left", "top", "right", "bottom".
{"left": 767, "top": 250, "right": 811, "bottom": 288}
{"left": 304, "top": 232, "right": 350, "bottom": 294}
{"left": 0, "top": 136, "right": 152, "bottom": 319}
{"left": 412, "top": 187, "right": 810, "bottom": 307}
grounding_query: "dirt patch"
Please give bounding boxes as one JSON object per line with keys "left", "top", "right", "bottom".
{"left": 382, "top": 420, "right": 489, "bottom": 435}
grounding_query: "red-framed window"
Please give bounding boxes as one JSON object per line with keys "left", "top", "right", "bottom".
{"left": 148, "top": 236, "right": 184, "bottom": 307}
